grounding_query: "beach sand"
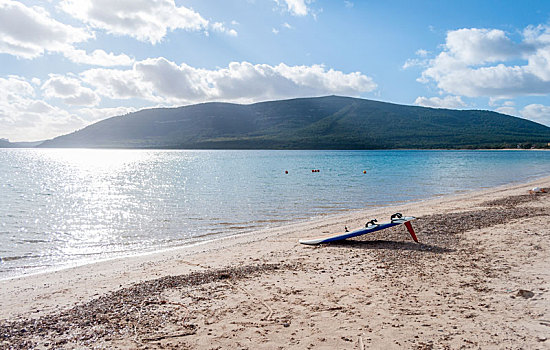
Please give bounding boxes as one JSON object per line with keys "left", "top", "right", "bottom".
{"left": 1, "top": 177, "right": 550, "bottom": 349}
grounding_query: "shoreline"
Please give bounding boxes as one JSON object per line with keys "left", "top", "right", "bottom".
{"left": 2, "top": 176, "right": 549, "bottom": 306}
{"left": 2, "top": 171, "right": 548, "bottom": 284}
{"left": 1, "top": 176, "right": 550, "bottom": 348}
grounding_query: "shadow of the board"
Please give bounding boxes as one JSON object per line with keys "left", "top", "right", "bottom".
{"left": 326, "top": 239, "right": 454, "bottom": 254}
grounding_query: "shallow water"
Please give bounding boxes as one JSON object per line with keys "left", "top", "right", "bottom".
{"left": 1, "top": 149, "right": 549, "bottom": 278}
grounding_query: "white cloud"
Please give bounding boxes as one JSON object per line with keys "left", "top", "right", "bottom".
{"left": 42, "top": 74, "right": 100, "bottom": 106}
{"left": 493, "top": 101, "right": 550, "bottom": 126}
{"left": 491, "top": 98, "right": 515, "bottom": 108}
{"left": 0, "top": 1, "right": 134, "bottom": 67}
{"left": 134, "top": 58, "right": 211, "bottom": 101}
{"left": 495, "top": 106, "right": 518, "bottom": 116}
{"left": 0, "top": 0, "right": 92, "bottom": 59}
{"left": 414, "top": 95, "right": 467, "bottom": 109}
{"left": 63, "top": 48, "right": 134, "bottom": 67}
{"left": 402, "top": 58, "right": 426, "bottom": 70}
{"left": 0, "top": 76, "right": 146, "bottom": 141}
{"left": 212, "top": 22, "right": 238, "bottom": 37}
{"left": 276, "top": 0, "right": 309, "bottom": 16}
{"left": 152, "top": 59, "right": 377, "bottom": 103}
{"left": 417, "top": 25, "right": 550, "bottom": 98}
{"left": 0, "top": 76, "right": 87, "bottom": 142}
{"left": 520, "top": 104, "right": 550, "bottom": 126}
{"left": 0, "top": 75, "right": 35, "bottom": 100}
{"left": 443, "top": 28, "right": 521, "bottom": 65}
{"left": 402, "top": 49, "right": 430, "bottom": 69}
{"left": 416, "top": 49, "right": 429, "bottom": 57}
{"left": 272, "top": 22, "right": 294, "bottom": 34}
{"left": 26, "top": 100, "right": 55, "bottom": 114}
{"left": 81, "top": 68, "right": 154, "bottom": 100}
{"left": 344, "top": 1, "right": 354, "bottom": 8}
{"left": 60, "top": 0, "right": 235, "bottom": 44}
{"left": 81, "top": 58, "right": 377, "bottom": 104}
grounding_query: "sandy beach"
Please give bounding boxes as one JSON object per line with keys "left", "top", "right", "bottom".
{"left": 1, "top": 177, "right": 550, "bottom": 349}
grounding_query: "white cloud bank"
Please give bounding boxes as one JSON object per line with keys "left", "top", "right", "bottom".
{"left": 520, "top": 104, "right": 550, "bottom": 125}
{"left": 0, "top": 0, "right": 92, "bottom": 59}
{"left": 81, "top": 58, "right": 377, "bottom": 104}
{"left": 496, "top": 103, "right": 550, "bottom": 126}
{"left": 42, "top": 74, "right": 100, "bottom": 106}
{"left": 417, "top": 26, "right": 550, "bottom": 98}
{"left": 0, "top": 75, "right": 140, "bottom": 141}
{"left": 0, "top": 76, "right": 84, "bottom": 141}
{"left": 0, "top": 0, "right": 133, "bottom": 66}
{"left": 406, "top": 24, "right": 550, "bottom": 126}
{"left": 60, "top": 0, "right": 236, "bottom": 43}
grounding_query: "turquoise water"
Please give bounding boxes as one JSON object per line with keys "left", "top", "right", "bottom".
{"left": 1, "top": 149, "right": 549, "bottom": 278}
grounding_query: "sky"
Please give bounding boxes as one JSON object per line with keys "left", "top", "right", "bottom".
{"left": 2, "top": 0, "right": 550, "bottom": 142}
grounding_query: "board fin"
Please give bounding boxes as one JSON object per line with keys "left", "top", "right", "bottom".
{"left": 404, "top": 221, "right": 418, "bottom": 243}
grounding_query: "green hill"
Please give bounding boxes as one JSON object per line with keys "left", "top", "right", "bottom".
{"left": 39, "top": 96, "right": 550, "bottom": 149}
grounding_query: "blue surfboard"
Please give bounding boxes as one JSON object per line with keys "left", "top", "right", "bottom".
{"left": 299, "top": 215, "right": 418, "bottom": 245}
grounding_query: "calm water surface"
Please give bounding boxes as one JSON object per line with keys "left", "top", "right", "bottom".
{"left": 1, "top": 149, "right": 549, "bottom": 278}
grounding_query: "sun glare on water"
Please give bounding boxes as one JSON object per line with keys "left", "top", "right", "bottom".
{"left": 41, "top": 149, "right": 150, "bottom": 173}
{"left": 29, "top": 149, "right": 158, "bottom": 263}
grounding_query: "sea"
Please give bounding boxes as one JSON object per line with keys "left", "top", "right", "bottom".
{"left": 1, "top": 149, "right": 549, "bottom": 279}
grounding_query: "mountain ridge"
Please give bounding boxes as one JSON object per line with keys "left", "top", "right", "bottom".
{"left": 38, "top": 95, "right": 550, "bottom": 149}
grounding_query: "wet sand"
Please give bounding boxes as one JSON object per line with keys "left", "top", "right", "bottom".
{"left": 1, "top": 177, "right": 550, "bottom": 349}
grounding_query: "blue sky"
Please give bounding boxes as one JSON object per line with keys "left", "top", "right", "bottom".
{"left": 1, "top": 0, "right": 550, "bottom": 141}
